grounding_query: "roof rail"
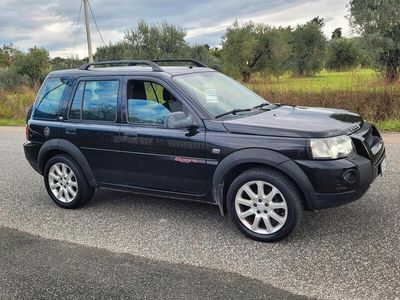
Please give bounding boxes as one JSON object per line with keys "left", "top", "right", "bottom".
{"left": 78, "top": 60, "right": 163, "bottom": 71}
{"left": 151, "top": 59, "right": 207, "bottom": 68}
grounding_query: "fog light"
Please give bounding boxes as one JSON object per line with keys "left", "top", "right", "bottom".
{"left": 343, "top": 170, "right": 358, "bottom": 185}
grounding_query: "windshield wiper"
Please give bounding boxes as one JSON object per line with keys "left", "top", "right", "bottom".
{"left": 215, "top": 108, "right": 252, "bottom": 119}
{"left": 252, "top": 102, "right": 274, "bottom": 110}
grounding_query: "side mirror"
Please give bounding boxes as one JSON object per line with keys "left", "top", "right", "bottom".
{"left": 165, "top": 111, "right": 194, "bottom": 129}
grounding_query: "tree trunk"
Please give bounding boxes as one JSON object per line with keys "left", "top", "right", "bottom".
{"left": 241, "top": 71, "right": 251, "bottom": 83}
{"left": 386, "top": 64, "right": 399, "bottom": 83}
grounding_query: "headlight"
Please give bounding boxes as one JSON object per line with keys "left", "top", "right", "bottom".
{"left": 309, "top": 135, "right": 356, "bottom": 159}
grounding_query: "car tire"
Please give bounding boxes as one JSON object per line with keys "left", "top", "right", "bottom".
{"left": 44, "top": 154, "right": 94, "bottom": 209}
{"left": 227, "top": 167, "right": 303, "bottom": 242}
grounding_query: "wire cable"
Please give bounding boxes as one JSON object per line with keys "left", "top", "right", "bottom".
{"left": 87, "top": 0, "right": 106, "bottom": 46}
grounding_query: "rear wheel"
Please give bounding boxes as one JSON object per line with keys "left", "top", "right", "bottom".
{"left": 44, "top": 154, "right": 94, "bottom": 208}
{"left": 227, "top": 168, "right": 303, "bottom": 242}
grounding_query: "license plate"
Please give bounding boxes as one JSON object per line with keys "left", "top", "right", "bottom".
{"left": 380, "top": 158, "right": 387, "bottom": 176}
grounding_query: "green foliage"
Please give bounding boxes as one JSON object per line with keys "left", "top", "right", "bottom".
{"left": 331, "top": 28, "right": 342, "bottom": 39}
{"left": 349, "top": 0, "right": 400, "bottom": 82}
{"left": 0, "top": 44, "right": 21, "bottom": 68}
{"left": 51, "top": 56, "right": 85, "bottom": 70}
{"left": 221, "top": 21, "right": 291, "bottom": 82}
{"left": 326, "top": 38, "right": 362, "bottom": 70}
{"left": 123, "top": 20, "right": 189, "bottom": 59}
{"left": 13, "top": 46, "right": 50, "bottom": 87}
{"left": 0, "top": 68, "right": 30, "bottom": 91}
{"left": 95, "top": 41, "right": 132, "bottom": 61}
{"left": 189, "top": 44, "right": 221, "bottom": 70}
{"left": 290, "top": 19, "right": 327, "bottom": 76}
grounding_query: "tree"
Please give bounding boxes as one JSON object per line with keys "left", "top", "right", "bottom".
{"left": 14, "top": 46, "right": 50, "bottom": 87}
{"left": 123, "top": 20, "right": 189, "bottom": 59}
{"left": 290, "top": 19, "right": 326, "bottom": 76}
{"left": 332, "top": 27, "right": 342, "bottom": 39}
{"left": 95, "top": 20, "right": 192, "bottom": 61}
{"left": 349, "top": 0, "right": 400, "bottom": 82}
{"left": 221, "top": 21, "right": 291, "bottom": 82}
{"left": 0, "top": 44, "right": 21, "bottom": 68}
{"left": 51, "top": 55, "right": 85, "bottom": 70}
{"left": 326, "top": 38, "right": 361, "bottom": 70}
{"left": 189, "top": 44, "right": 221, "bottom": 70}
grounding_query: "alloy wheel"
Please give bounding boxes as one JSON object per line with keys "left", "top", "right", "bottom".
{"left": 234, "top": 180, "right": 288, "bottom": 234}
{"left": 48, "top": 163, "right": 78, "bottom": 203}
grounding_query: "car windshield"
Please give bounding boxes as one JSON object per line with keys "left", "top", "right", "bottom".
{"left": 173, "top": 72, "right": 268, "bottom": 118}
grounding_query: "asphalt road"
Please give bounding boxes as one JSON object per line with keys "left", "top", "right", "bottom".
{"left": 0, "top": 127, "right": 399, "bottom": 299}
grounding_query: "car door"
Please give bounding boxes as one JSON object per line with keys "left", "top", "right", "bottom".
{"left": 120, "top": 76, "right": 213, "bottom": 196}
{"left": 61, "top": 76, "right": 123, "bottom": 184}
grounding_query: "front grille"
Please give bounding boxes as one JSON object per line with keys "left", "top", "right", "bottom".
{"left": 351, "top": 123, "right": 384, "bottom": 162}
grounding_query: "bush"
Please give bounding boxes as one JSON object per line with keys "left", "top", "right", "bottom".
{"left": 0, "top": 87, "right": 36, "bottom": 119}
{"left": 0, "top": 68, "right": 30, "bottom": 91}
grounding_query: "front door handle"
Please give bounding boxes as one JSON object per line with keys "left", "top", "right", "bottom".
{"left": 65, "top": 128, "right": 76, "bottom": 135}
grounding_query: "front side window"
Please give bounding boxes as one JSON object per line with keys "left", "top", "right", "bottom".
{"left": 33, "top": 77, "right": 67, "bottom": 119}
{"left": 69, "top": 80, "right": 119, "bottom": 122}
{"left": 127, "top": 80, "right": 182, "bottom": 126}
{"left": 173, "top": 72, "right": 267, "bottom": 118}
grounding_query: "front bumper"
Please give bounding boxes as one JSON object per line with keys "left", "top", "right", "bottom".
{"left": 278, "top": 123, "right": 386, "bottom": 210}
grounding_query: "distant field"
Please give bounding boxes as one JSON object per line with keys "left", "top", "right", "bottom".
{"left": 249, "top": 69, "right": 377, "bottom": 92}
{"left": 0, "top": 68, "right": 399, "bottom": 131}
{"left": 247, "top": 68, "right": 400, "bottom": 131}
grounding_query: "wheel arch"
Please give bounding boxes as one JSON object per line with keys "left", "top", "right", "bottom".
{"left": 38, "top": 139, "right": 97, "bottom": 188}
{"left": 212, "top": 148, "right": 312, "bottom": 215}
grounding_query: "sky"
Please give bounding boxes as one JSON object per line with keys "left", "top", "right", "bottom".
{"left": 0, "top": 0, "right": 354, "bottom": 58}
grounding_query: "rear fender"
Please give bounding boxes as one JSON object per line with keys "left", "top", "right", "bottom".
{"left": 37, "top": 139, "right": 97, "bottom": 187}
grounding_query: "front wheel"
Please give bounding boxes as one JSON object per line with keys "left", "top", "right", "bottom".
{"left": 227, "top": 168, "right": 303, "bottom": 242}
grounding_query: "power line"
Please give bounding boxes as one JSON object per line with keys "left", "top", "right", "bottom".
{"left": 87, "top": 0, "right": 106, "bottom": 46}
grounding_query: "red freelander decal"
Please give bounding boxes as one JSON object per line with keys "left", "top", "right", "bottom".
{"left": 175, "top": 157, "right": 198, "bottom": 164}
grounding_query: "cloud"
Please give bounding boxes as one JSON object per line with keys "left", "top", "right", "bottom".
{"left": 0, "top": 0, "right": 352, "bottom": 58}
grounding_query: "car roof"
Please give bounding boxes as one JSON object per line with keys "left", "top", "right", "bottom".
{"left": 48, "top": 65, "right": 215, "bottom": 78}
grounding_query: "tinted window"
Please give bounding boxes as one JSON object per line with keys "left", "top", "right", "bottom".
{"left": 33, "top": 78, "right": 67, "bottom": 119}
{"left": 128, "top": 100, "right": 170, "bottom": 125}
{"left": 69, "top": 80, "right": 118, "bottom": 122}
{"left": 127, "top": 80, "right": 182, "bottom": 126}
{"left": 69, "top": 81, "right": 84, "bottom": 119}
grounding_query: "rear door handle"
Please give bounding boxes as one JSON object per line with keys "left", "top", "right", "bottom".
{"left": 65, "top": 128, "right": 76, "bottom": 135}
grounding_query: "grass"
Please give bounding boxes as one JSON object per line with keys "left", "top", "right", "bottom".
{"left": 376, "top": 119, "right": 400, "bottom": 132}
{"left": 0, "top": 119, "right": 25, "bottom": 126}
{"left": 249, "top": 68, "right": 377, "bottom": 93}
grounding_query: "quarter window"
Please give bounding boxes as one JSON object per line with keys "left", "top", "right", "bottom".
{"left": 33, "top": 77, "right": 67, "bottom": 120}
{"left": 69, "top": 81, "right": 84, "bottom": 119}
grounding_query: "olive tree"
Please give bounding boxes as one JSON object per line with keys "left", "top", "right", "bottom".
{"left": 325, "top": 38, "right": 362, "bottom": 70}
{"left": 349, "top": 0, "right": 400, "bottom": 82}
{"left": 290, "top": 19, "right": 326, "bottom": 76}
{"left": 222, "top": 21, "right": 291, "bottom": 82}
{"left": 14, "top": 46, "right": 50, "bottom": 88}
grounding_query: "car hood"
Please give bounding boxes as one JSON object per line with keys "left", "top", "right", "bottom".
{"left": 222, "top": 105, "right": 363, "bottom": 138}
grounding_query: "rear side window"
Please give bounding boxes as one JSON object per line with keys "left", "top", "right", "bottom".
{"left": 69, "top": 80, "right": 119, "bottom": 122}
{"left": 33, "top": 78, "right": 67, "bottom": 120}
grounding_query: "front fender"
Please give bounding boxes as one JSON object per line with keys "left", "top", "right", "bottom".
{"left": 212, "top": 148, "right": 291, "bottom": 215}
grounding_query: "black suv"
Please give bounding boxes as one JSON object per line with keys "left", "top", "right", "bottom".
{"left": 24, "top": 59, "right": 386, "bottom": 242}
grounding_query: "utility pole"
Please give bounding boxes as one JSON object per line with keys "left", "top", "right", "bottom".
{"left": 83, "top": 0, "right": 93, "bottom": 63}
